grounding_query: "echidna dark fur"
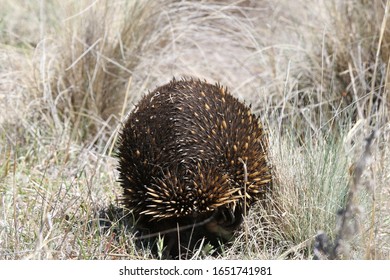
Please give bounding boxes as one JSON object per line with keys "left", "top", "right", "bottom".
{"left": 117, "top": 77, "right": 272, "bottom": 258}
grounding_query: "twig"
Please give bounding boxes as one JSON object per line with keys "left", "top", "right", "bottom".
{"left": 314, "top": 130, "right": 377, "bottom": 259}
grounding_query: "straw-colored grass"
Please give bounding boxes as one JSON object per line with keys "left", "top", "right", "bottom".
{"left": 0, "top": 0, "right": 389, "bottom": 259}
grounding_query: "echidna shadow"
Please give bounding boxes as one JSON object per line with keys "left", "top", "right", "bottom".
{"left": 116, "top": 78, "right": 272, "bottom": 258}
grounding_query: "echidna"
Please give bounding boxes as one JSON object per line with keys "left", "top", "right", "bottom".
{"left": 117, "top": 78, "right": 271, "bottom": 258}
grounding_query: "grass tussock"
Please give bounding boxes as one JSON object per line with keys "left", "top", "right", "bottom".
{"left": 0, "top": 0, "right": 389, "bottom": 259}
{"left": 32, "top": 1, "right": 165, "bottom": 141}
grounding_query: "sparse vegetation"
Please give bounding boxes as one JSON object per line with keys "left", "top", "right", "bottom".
{"left": 0, "top": 0, "right": 389, "bottom": 259}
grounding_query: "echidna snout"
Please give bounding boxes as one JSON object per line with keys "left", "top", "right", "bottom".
{"left": 117, "top": 78, "right": 271, "bottom": 258}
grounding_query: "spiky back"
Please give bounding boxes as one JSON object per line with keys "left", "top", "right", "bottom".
{"left": 117, "top": 78, "right": 271, "bottom": 222}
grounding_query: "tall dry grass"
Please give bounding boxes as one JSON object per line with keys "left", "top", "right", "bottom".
{"left": 0, "top": 0, "right": 389, "bottom": 259}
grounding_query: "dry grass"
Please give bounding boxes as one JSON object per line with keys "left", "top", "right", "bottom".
{"left": 0, "top": 0, "right": 389, "bottom": 259}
